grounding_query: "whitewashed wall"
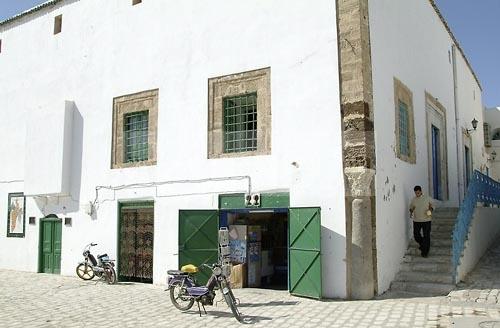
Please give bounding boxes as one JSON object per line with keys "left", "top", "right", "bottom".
{"left": 456, "top": 208, "right": 500, "bottom": 282}
{"left": 0, "top": 0, "right": 346, "bottom": 297}
{"left": 485, "top": 107, "right": 500, "bottom": 180}
{"left": 369, "top": 0, "right": 485, "bottom": 293}
{"left": 454, "top": 51, "right": 488, "bottom": 196}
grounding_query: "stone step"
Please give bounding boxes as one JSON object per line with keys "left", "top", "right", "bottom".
{"left": 400, "top": 261, "right": 451, "bottom": 273}
{"left": 434, "top": 207, "right": 459, "bottom": 214}
{"left": 431, "top": 224, "right": 455, "bottom": 232}
{"left": 406, "top": 245, "right": 451, "bottom": 256}
{"left": 410, "top": 239, "right": 452, "bottom": 247}
{"left": 402, "top": 254, "right": 450, "bottom": 264}
{"left": 432, "top": 211, "right": 458, "bottom": 220}
{"left": 431, "top": 218, "right": 456, "bottom": 226}
{"left": 396, "top": 270, "right": 453, "bottom": 284}
{"left": 390, "top": 281, "right": 455, "bottom": 296}
{"left": 430, "top": 231, "right": 452, "bottom": 239}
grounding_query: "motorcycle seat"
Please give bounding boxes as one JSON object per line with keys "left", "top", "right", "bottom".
{"left": 97, "top": 254, "right": 108, "bottom": 259}
{"left": 167, "top": 270, "right": 189, "bottom": 276}
{"left": 186, "top": 286, "right": 209, "bottom": 296}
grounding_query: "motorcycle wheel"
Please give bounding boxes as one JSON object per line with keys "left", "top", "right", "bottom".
{"left": 104, "top": 265, "right": 117, "bottom": 285}
{"left": 221, "top": 281, "right": 241, "bottom": 321}
{"left": 76, "top": 263, "right": 95, "bottom": 280}
{"left": 169, "top": 281, "right": 194, "bottom": 311}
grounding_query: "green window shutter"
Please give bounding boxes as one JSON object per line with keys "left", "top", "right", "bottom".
{"left": 223, "top": 93, "right": 257, "bottom": 153}
{"left": 289, "top": 207, "right": 322, "bottom": 299}
{"left": 124, "top": 110, "right": 149, "bottom": 162}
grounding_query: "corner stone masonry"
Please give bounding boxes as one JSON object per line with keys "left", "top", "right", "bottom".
{"left": 337, "top": 0, "right": 377, "bottom": 299}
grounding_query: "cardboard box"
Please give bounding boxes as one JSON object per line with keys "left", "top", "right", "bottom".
{"left": 230, "top": 263, "right": 247, "bottom": 288}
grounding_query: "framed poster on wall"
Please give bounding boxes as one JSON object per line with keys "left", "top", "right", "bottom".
{"left": 7, "top": 192, "right": 25, "bottom": 238}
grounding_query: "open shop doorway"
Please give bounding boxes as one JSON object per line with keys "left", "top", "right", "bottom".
{"left": 221, "top": 209, "right": 288, "bottom": 290}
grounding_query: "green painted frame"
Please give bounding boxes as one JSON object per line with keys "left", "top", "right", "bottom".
{"left": 116, "top": 200, "right": 155, "bottom": 282}
{"left": 37, "top": 214, "right": 62, "bottom": 273}
{"left": 6, "top": 192, "right": 26, "bottom": 238}
{"left": 219, "top": 192, "right": 290, "bottom": 209}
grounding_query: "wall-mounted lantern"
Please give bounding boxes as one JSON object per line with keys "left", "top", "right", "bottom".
{"left": 466, "top": 118, "right": 479, "bottom": 134}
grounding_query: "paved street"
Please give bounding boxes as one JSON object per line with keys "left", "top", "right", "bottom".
{"left": 1, "top": 240, "right": 500, "bottom": 328}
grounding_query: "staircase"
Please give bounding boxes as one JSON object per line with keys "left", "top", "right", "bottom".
{"left": 389, "top": 207, "right": 459, "bottom": 297}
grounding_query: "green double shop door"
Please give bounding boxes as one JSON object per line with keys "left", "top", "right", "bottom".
{"left": 178, "top": 207, "right": 322, "bottom": 299}
{"left": 39, "top": 218, "right": 62, "bottom": 274}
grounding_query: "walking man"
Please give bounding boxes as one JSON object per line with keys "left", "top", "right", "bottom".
{"left": 409, "top": 186, "right": 434, "bottom": 257}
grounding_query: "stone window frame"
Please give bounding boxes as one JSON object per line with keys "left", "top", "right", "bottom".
{"left": 208, "top": 67, "right": 271, "bottom": 159}
{"left": 394, "top": 77, "right": 416, "bottom": 164}
{"left": 425, "top": 92, "right": 449, "bottom": 201}
{"left": 111, "top": 89, "right": 158, "bottom": 169}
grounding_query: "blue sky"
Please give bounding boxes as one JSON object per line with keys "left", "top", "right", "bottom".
{"left": 0, "top": 1, "right": 498, "bottom": 107}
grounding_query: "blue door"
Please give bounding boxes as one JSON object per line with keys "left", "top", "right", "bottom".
{"left": 465, "top": 146, "right": 471, "bottom": 187}
{"left": 431, "top": 125, "right": 441, "bottom": 199}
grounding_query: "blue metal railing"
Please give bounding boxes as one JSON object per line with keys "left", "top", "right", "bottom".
{"left": 452, "top": 170, "right": 500, "bottom": 282}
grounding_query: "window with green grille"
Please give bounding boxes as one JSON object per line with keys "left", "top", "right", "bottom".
{"left": 398, "top": 100, "right": 410, "bottom": 157}
{"left": 223, "top": 93, "right": 257, "bottom": 153}
{"left": 124, "top": 110, "right": 149, "bottom": 162}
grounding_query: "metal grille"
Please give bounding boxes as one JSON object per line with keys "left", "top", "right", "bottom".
{"left": 124, "top": 111, "right": 149, "bottom": 162}
{"left": 119, "top": 207, "right": 154, "bottom": 282}
{"left": 223, "top": 93, "right": 257, "bottom": 153}
{"left": 399, "top": 101, "right": 410, "bottom": 156}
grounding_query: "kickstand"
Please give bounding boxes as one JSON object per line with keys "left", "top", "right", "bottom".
{"left": 197, "top": 301, "right": 202, "bottom": 317}
{"left": 196, "top": 301, "right": 207, "bottom": 317}
{"left": 202, "top": 303, "right": 207, "bottom": 315}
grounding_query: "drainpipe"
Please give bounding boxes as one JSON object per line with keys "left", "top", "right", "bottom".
{"left": 452, "top": 45, "right": 464, "bottom": 204}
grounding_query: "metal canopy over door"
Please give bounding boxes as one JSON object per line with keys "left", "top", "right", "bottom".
{"left": 289, "top": 207, "right": 322, "bottom": 299}
{"left": 118, "top": 202, "right": 154, "bottom": 283}
{"left": 178, "top": 210, "right": 219, "bottom": 285}
{"left": 39, "top": 217, "right": 62, "bottom": 274}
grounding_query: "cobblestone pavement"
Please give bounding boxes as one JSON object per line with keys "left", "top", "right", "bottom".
{"left": 1, "top": 241, "right": 499, "bottom": 328}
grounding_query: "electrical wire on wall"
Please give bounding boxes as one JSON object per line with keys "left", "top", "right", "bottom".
{"left": 92, "top": 175, "right": 252, "bottom": 212}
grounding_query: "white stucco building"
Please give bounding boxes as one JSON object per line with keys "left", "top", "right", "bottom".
{"left": 0, "top": 0, "right": 494, "bottom": 299}
{"left": 484, "top": 107, "right": 500, "bottom": 180}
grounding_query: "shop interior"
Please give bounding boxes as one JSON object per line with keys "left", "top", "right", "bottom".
{"left": 221, "top": 209, "right": 288, "bottom": 290}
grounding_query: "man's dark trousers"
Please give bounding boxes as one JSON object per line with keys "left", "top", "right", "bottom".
{"left": 413, "top": 221, "right": 431, "bottom": 256}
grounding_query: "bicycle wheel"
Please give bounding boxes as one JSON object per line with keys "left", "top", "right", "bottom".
{"left": 169, "top": 281, "right": 194, "bottom": 311}
{"left": 104, "top": 265, "right": 117, "bottom": 285}
{"left": 76, "top": 263, "right": 95, "bottom": 280}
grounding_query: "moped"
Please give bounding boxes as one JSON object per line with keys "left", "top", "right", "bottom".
{"left": 76, "top": 243, "right": 117, "bottom": 284}
{"left": 167, "top": 262, "right": 241, "bottom": 321}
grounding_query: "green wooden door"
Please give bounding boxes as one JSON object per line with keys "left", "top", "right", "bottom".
{"left": 178, "top": 210, "right": 219, "bottom": 284}
{"left": 289, "top": 207, "right": 322, "bottom": 299}
{"left": 40, "top": 219, "right": 62, "bottom": 274}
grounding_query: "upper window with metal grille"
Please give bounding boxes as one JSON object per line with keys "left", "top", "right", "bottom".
{"left": 223, "top": 93, "right": 258, "bottom": 154}
{"left": 394, "top": 77, "right": 416, "bottom": 164}
{"left": 111, "top": 89, "right": 158, "bottom": 169}
{"left": 207, "top": 67, "right": 271, "bottom": 159}
{"left": 398, "top": 100, "right": 410, "bottom": 157}
{"left": 124, "top": 110, "right": 149, "bottom": 162}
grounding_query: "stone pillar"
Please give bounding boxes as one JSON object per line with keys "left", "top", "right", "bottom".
{"left": 337, "top": 0, "right": 377, "bottom": 299}
{"left": 345, "top": 168, "right": 375, "bottom": 299}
